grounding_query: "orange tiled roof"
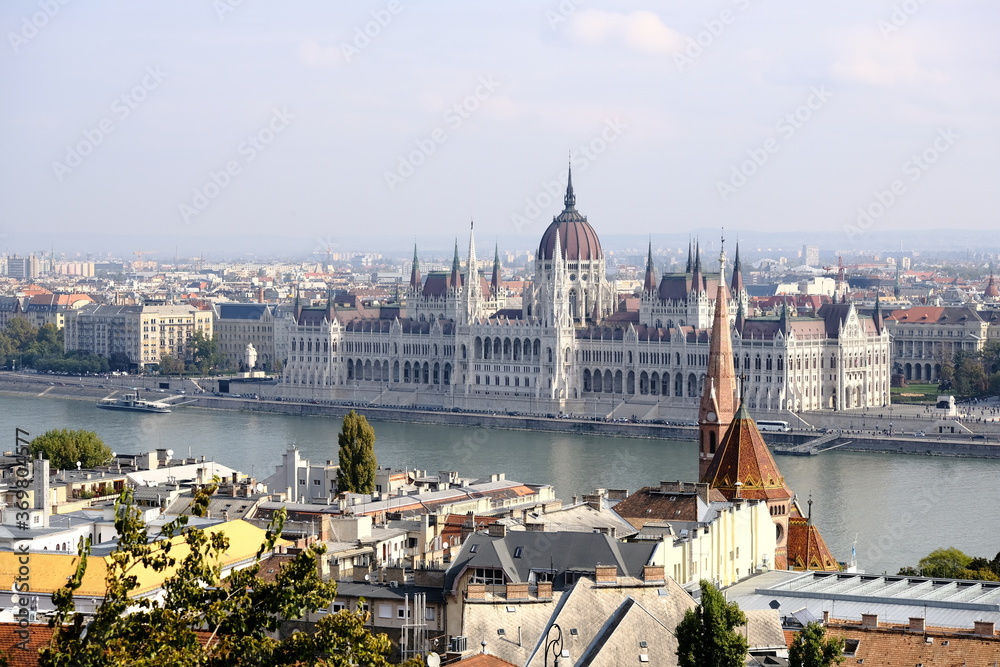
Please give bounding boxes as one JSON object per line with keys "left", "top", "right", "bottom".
{"left": 0, "top": 623, "right": 54, "bottom": 666}
{"left": 786, "top": 516, "right": 840, "bottom": 572}
{"left": 824, "top": 625, "right": 1000, "bottom": 665}
{"left": 703, "top": 403, "right": 793, "bottom": 502}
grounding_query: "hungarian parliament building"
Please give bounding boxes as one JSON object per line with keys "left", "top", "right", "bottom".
{"left": 279, "top": 173, "right": 891, "bottom": 417}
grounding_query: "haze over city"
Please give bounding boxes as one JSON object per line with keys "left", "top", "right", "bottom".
{"left": 2, "top": 0, "right": 998, "bottom": 258}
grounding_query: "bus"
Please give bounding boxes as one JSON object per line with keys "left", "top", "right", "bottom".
{"left": 757, "top": 420, "right": 791, "bottom": 432}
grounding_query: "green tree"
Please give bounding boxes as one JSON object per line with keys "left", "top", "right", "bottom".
{"left": 190, "top": 330, "right": 225, "bottom": 375}
{"left": 4, "top": 317, "right": 38, "bottom": 350}
{"left": 676, "top": 580, "right": 748, "bottom": 667}
{"left": 41, "top": 485, "right": 419, "bottom": 667}
{"left": 954, "top": 354, "right": 987, "bottom": 396}
{"left": 159, "top": 354, "right": 185, "bottom": 375}
{"left": 336, "top": 411, "right": 377, "bottom": 494}
{"left": 30, "top": 429, "right": 112, "bottom": 470}
{"left": 789, "top": 622, "right": 845, "bottom": 667}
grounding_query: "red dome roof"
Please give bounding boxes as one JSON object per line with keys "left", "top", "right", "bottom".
{"left": 538, "top": 218, "right": 603, "bottom": 262}
{"left": 537, "top": 167, "right": 603, "bottom": 261}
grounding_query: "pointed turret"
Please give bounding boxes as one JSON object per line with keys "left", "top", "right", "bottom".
{"left": 685, "top": 240, "right": 693, "bottom": 274}
{"left": 464, "top": 222, "right": 482, "bottom": 322}
{"left": 699, "top": 276, "right": 738, "bottom": 480}
{"left": 491, "top": 243, "right": 502, "bottom": 296}
{"left": 643, "top": 240, "right": 657, "bottom": 294}
{"left": 730, "top": 242, "right": 745, "bottom": 294}
{"left": 873, "top": 294, "right": 884, "bottom": 334}
{"left": 564, "top": 162, "right": 576, "bottom": 210}
{"left": 449, "top": 239, "right": 462, "bottom": 289}
{"left": 691, "top": 240, "right": 705, "bottom": 294}
{"left": 409, "top": 244, "right": 421, "bottom": 290}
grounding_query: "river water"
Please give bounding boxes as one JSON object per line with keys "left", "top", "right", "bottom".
{"left": 2, "top": 393, "right": 998, "bottom": 576}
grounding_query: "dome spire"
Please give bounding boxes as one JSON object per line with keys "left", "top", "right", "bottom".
{"left": 564, "top": 161, "right": 576, "bottom": 210}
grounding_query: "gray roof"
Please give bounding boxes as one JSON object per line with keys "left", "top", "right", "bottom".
{"left": 334, "top": 581, "right": 445, "bottom": 603}
{"left": 444, "top": 531, "right": 658, "bottom": 592}
{"left": 725, "top": 570, "right": 1000, "bottom": 631}
{"left": 215, "top": 303, "right": 274, "bottom": 320}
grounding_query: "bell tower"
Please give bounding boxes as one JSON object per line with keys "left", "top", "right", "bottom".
{"left": 699, "top": 245, "right": 737, "bottom": 480}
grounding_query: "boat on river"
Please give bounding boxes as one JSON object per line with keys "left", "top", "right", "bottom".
{"left": 96, "top": 391, "right": 171, "bottom": 413}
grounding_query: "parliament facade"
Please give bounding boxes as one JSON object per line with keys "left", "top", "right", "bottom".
{"left": 279, "top": 172, "right": 890, "bottom": 417}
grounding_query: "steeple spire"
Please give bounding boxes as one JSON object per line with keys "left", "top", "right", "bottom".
{"left": 564, "top": 162, "right": 576, "bottom": 210}
{"left": 686, "top": 240, "right": 693, "bottom": 273}
{"left": 409, "top": 243, "right": 421, "bottom": 290}
{"left": 699, "top": 276, "right": 737, "bottom": 481}
{"left": 643, "top": 239, "right": 657, "bottom": 294}
{"left": 691, "top": 240, "right": 705, "bottom": 294}
{"left": 464, "top": 222, "right": 481, "bottom": 321}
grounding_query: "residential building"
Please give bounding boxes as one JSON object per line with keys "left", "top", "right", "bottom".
{"left": 212, "top": 302, "right": 277, "bottom": 371}
{"left": 64, "top": 304, "right": 213, "bottom": 369}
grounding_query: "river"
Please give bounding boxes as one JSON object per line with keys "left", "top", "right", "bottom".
{"left": 2, "top": 393, "right": 998, "bottom": 576}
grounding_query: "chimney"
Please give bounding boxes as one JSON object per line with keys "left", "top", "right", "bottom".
{"left": 319, "top": 516, "right": 330, "bottom": 542}
{"left": 487, "top": 523, "right": 506, "bottom": 538}
{"left": 973, "top": 620, "right": 995, "bottom": 637}
{"left": 642, "top": 565, "right": 665, "bottom": 582}
{"left": 861, "top": 613, "right": 878, "bottom": 629}
{"left": 908, "top": 617, "right": 925, "bottom": 632}
{"left": 537, "top": 581, "right": 553, "bottom": 599}
{"left": 594, "top": 564, "right": 618, "bottom": 583}
{"left": 466, "top": 583, "right": 486, "bottom": 600}
{"left": 822, "top": 610, "right": 830, "bottom": 624}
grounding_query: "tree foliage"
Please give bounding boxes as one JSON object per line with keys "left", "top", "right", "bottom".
{"left": 41, "top": 485, "right": 419, "bottom": 666}
{"left": 675, "top": 580, "right": 748, "bottom": 667}
{"left": 336, "top": 411, "right": 377, "bottom": 494}
{"left": 898, "top": 547, "right": 1000, "bottom": 581}
{"left": 30, "top": 429, "right": 112, "bottom": 470}
{"left": 0, "top": 318, "right": 64, "bottom": 369}
{"left": 189, "top": 330, "right": 226, "bottom": 375}
{"left": 789, "top": 622, "right": 845, "bottom": 667}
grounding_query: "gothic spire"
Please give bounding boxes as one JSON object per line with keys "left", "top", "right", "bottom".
{"left": 491, "top": 243, "right": 502, "bottom": 295}
{"left": 409, "top": 243, "right": 421, "bottom": 290}
{"left": 698, "top": 271, "right": 736, "bottom": 481}
{"left": 564, "top": 161, "right": 576, "bottom": 210}
{"left": 686, "top": 240, "right": 693, "bottom": 273}
{"left": 691, "top": 239, "right": 705, "bottom": 294}
{"left": 730, "top": 242, "right": 745, "bottom": 294}
{"left": 643, "top": 239, "right": 657, "bottom": 294}
{"left": 449, "top": 238, "right": 462, "bottom": 289}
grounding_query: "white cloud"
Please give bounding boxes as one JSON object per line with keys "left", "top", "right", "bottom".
{"left": 831, "top": 31, "right": 947, "bottom": 86}
{"left": 297, "top": 39, "right": 343, "bottom": 68}
{"left": 567, "top": 9, "right": 684, "bottom": 56}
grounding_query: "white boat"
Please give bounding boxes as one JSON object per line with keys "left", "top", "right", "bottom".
{"left": 96, "top": 391, "right": 172, "bottom": 413}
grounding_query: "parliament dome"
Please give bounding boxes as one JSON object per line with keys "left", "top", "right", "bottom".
{"left": 537, "top": 169, "right": 603, "bottom": 262}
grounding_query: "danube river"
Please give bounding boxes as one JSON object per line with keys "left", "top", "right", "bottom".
{"left": 3, "top": 393, "right": 999, "bottom": 576}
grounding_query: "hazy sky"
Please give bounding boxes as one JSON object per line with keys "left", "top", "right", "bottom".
{"left": 1, "top": 1, "right": 997, "bottom": 255}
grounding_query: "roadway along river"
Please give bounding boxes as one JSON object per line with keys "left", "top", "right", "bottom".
{"left": 2, "top": 393, "right": 998, "bottom": 577}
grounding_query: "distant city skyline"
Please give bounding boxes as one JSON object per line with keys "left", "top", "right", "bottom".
{"left": 1, "top": 1, "right": 998, "bottom": 252}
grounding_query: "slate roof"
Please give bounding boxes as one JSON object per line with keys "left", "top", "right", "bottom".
{"left": 444, "top": 531, "right": 658, "bottom": 593}
{"left": 215, "top": 303, "right": 273, "bottom": 320}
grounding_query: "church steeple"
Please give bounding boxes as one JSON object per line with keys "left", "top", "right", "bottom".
{"left": 409, "top": 243, "right": 421, "bottom": 291}
{"left": 699, "top": 276, "right": 737, "bottom": 481}
{"left": 643, "top": 240, "right": 657, "bottom": 294}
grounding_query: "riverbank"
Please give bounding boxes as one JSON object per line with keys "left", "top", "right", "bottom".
{"left": 4, "top": 372, "right": 1000, "bottom": 458}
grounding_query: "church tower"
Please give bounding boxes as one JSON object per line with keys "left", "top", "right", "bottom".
{"left": 698, "top": 247, "right": 738, "bottom": 481}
